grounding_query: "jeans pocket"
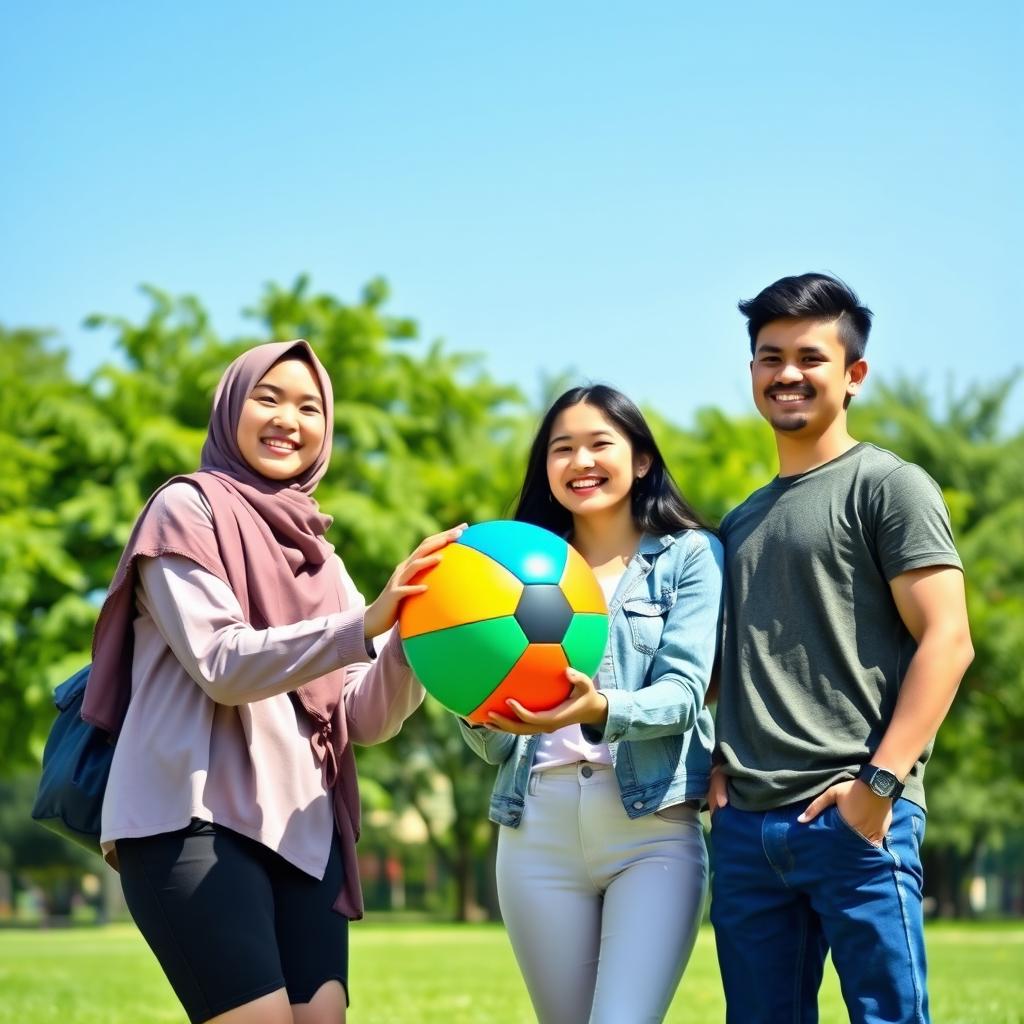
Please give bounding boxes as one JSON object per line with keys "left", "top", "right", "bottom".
{"left": 709, "top": 801, "right": 729, "bottom": 825}
{"left": 833, "top": 805, "right": 884, "bottom": 850}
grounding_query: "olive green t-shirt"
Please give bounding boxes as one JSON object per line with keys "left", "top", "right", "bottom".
{"left": 716, "top": 442, "right": 962, "bottom": 811}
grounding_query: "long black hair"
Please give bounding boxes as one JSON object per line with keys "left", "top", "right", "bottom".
{"left": 513, "top": 384, "right": 711, "bottom": 537}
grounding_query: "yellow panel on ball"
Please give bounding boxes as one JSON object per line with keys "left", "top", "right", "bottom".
{"left": 399, "top": 542, "right": 524, "bottom": 639}
{"left": 559, "top": 545, "right": 609, "bottom": 615}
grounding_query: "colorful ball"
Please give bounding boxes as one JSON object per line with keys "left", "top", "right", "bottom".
{"left": 398, "top": 520, "right": 609, "bottom": 723}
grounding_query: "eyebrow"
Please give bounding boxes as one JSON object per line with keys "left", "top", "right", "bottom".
{"left": 548, "top": 430, "right": 615, "bottom": 447}
{"left": 252, "top": 382, "right": 324, "bottom": 405}
{"left": 756, "top": 344, "right": 829, "bottom": 356}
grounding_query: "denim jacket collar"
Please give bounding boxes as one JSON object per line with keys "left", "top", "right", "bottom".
{"left": 604, "top": 532, "right": 678, "bottom": 616}
{"left": 636, "top": 532, "right": 678, "bottom": 558}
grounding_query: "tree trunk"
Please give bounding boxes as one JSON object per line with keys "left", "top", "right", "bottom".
{"left": 452, "top": 843, "right": 476, "bottom": 923}
{"left": 0, "top": 870, "right": 12, "bottom": 919}
{"left": 924, "top": 844, "right": 964, "bottom": 918}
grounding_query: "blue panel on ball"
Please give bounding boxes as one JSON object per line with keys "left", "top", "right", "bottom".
{"left": 457, "top": 520, "right": 568, "bottom": 585}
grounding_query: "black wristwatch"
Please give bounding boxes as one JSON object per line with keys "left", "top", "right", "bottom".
{"left": 858, "top": 763, "right": 905, "bottom": 800}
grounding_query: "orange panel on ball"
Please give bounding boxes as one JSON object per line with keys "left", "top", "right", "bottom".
{"left": 559, "top": 546, "right": 609, "bottom": 615}
{"left": 466, "top": 643, "right": 571, "bottom": 724}
{"left": 399, "top": 542, "right": 524, "bottom": 639}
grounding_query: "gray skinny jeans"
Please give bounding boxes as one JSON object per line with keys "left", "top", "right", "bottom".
{"left": 496, "top": 762, "right": 707, "bottom": 1024}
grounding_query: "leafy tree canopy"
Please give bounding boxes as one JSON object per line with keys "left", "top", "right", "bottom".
{"left": 3, "top": 281, "right": 1021, "bottom": 914}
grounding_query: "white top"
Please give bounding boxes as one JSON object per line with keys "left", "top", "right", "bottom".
{"left": 531, "top": 572, "right": 623, "bottom": 773}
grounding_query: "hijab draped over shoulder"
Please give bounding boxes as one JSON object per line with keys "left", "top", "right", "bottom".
{"left": 84, "top": 340, "right": 367, "bottom": 917}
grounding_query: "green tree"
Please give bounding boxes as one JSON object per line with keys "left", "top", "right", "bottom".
{"left": 0, "top": 328, "right": 103, "bottom": 767}
{"left": 851, "top": 378, "right": 1024, "bottom": 914}
{"left": 648, "top": 406, "right": 777, "bottom": 525}
{"left": 3, "top": 279, "right": 527, "bottom": 919}
{"left": 6, "top": 289, "right": 1022, "bottom": 920}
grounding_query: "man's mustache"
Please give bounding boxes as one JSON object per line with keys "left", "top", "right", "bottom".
{"left": 765, "top": 384, "right": 816, "bottom": 399}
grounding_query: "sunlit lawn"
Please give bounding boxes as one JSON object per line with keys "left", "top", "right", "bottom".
{"left": 1, "top": 921, "right": 1021, "bottom": 1023}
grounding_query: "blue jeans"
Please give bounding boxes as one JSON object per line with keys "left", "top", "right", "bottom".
{"left": 710, "top": 797, "right": 929, "bottom": 1024}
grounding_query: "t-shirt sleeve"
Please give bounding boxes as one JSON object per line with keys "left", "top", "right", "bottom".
{"left": 872, "top": 464, "right": 963, "bottom": 581}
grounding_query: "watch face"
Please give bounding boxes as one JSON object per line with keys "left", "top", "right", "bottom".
{"left": 871, "top": 771, "right": 896, "bottom": 797}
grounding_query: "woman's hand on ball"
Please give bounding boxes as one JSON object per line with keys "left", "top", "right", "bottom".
{"left": 486, "top": 668, "right": 608, "bottom": 734}
{"left": 364, "top": 524, "right": 466, "bottom": 640}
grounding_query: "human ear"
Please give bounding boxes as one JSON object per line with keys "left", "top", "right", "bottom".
{"left": 846, "top": 358, "right": 868, "bottom": 396}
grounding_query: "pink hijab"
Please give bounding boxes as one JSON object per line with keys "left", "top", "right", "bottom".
{"left": 84, "top": 339, "right": 366, "bottom": 917}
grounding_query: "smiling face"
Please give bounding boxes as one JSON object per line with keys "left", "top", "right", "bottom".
{"left": 235, "top": 357, "right": 326, "bottom": 480}
{"left": 545, "top": 402, "right": 651, "bottom": 521}
{"left": 751, "top": 318, "right": 867, "bottom": 437}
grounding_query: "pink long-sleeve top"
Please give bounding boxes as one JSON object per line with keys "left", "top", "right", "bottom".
{"left": 100, "top": 482, "right": 424, "bottom": 881}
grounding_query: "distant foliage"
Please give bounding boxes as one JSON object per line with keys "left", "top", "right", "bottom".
{"left": 3, "top": 283, "right": 1021, "bottom": 916}
{"left": 850, "top": 378, "right": 1024, "bottom": 853}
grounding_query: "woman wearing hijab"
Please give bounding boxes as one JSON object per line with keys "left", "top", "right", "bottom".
{"left": 83, "top": 341, "right": 462, "bottom": 1024}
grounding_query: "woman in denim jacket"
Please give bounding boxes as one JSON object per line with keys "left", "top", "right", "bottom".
{"left": 459, "top": 385, "right": 723, "bottom": 1024}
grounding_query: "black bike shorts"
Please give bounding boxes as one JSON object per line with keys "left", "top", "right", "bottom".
{"left": 117, "top": 819, "right": 348, "bottom": 1023}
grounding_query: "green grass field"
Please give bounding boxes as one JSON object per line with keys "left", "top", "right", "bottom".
{"left": 1, "top": 921, "right": 1020, "bottom": 1023}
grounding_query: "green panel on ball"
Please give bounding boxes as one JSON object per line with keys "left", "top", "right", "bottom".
{"left": 402, "top": 616, "right": 529, "bottom": 716}
{"left": 561, "top": 613, "right": 609, "bottom": 678}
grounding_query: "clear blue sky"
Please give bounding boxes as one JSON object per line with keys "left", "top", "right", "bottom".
{"left": 3, "top": 2, "right": 1021, "bottom": 428}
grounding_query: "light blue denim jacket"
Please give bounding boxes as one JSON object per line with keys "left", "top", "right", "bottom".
{"left": 458, "top": 529, "right": 724, "bottom": 827}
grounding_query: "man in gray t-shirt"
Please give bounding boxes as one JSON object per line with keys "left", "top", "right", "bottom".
{"left": 709, "top": 274, "right": 973, "bottom": 1024}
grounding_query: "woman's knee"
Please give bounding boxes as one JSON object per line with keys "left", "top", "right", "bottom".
{"left": 205, "top": 988, "right": 293, "bottom": 1024}
{"left": 291, "top": 979, "right": 347, "bottom": 1024}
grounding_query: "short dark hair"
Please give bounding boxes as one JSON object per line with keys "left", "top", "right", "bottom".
{"left": 513, "top": 384, "right": 711, "bottom": 536}
{"left": 738, "top": 273, "right": 873, "bottom": 364}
